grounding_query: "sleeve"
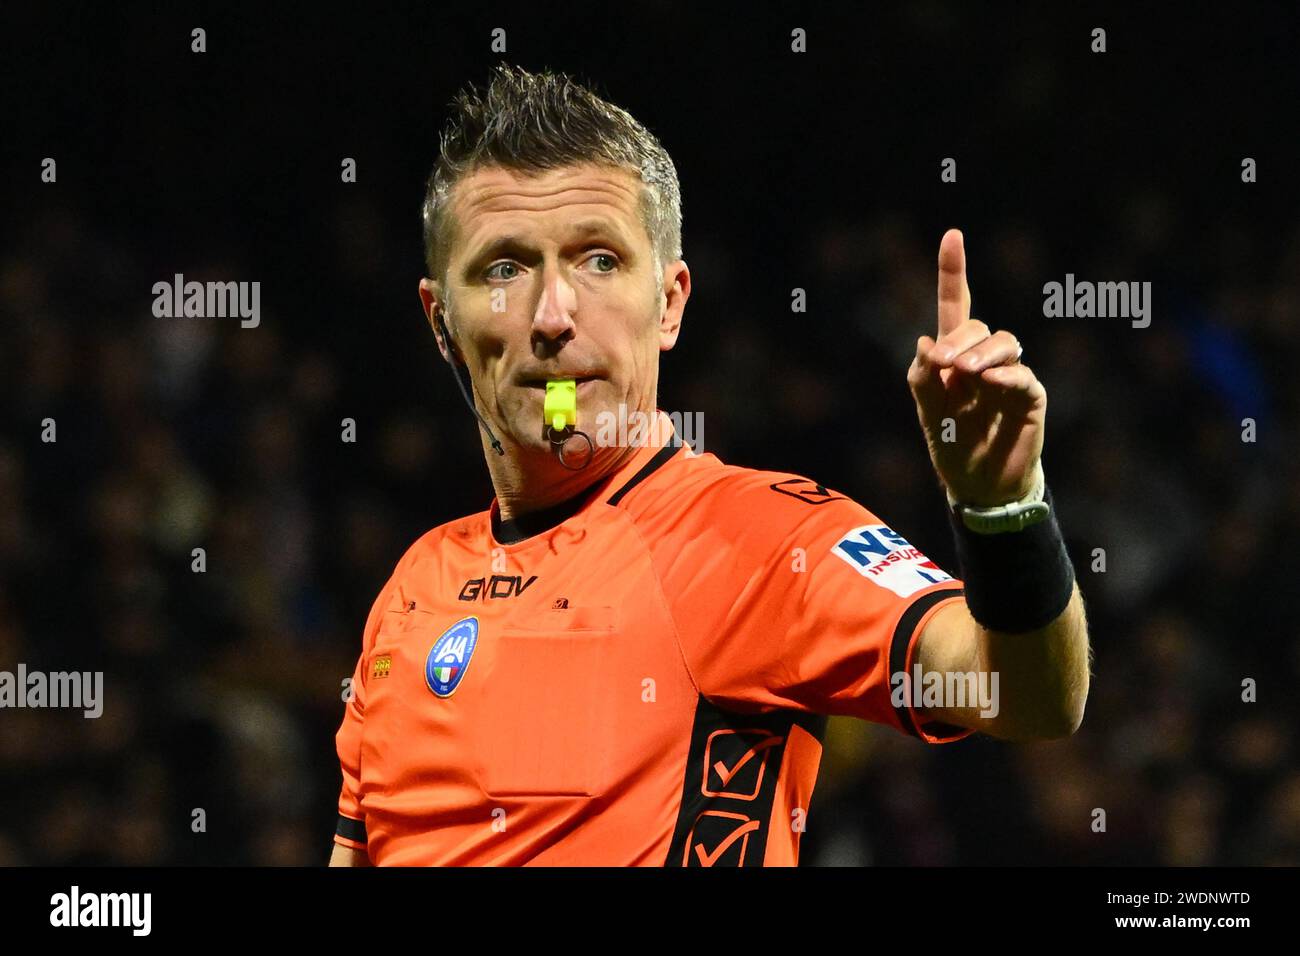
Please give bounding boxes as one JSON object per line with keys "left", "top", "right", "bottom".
{"left": 659, "top": 471, "right": 975, "bottom": 744}
{"left": 333, "top": 574, "right": 401, "bottom": 851}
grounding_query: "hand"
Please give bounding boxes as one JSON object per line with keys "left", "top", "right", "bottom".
{"left": 906, "top": 229, "right": 1046, "bottom": 507}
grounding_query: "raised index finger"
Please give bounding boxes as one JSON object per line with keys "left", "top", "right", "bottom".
{"left": 937, "top": 228, "right": 970, "bottom": 337}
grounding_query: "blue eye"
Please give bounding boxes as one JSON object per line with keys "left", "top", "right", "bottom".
{"left": 589, "top": 254, "right": 617, "bottom": 273}
{"left": 486, "top": 261, "right": 519, "bottom": 281}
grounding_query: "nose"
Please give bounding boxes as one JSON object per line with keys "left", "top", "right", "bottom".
{"left": 531, "top": 262, "right": 578, "bottom": 347}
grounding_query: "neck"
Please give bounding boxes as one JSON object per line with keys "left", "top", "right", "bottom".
{"left": 485, "top": 431, "right": 643, "bottom": 522}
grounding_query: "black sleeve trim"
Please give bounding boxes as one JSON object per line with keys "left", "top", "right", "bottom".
{"left": 335, "top": 814, "right": 367, "bottom": 844}
{"left": 888, "top": 586, "right": 968, "bottom": 739}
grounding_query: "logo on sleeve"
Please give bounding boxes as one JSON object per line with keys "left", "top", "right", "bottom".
{"left": 832, "top": 525, "right": 953, "bottom": 597}
{"left": 769, "top": 478, "right": 847, "bottom": 505}
{"left": 425, "top": 617, "right": 479, "bottom": 698}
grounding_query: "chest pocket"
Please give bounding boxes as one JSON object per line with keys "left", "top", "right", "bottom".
{"left": 473, "top": 606, "right": 618, "bottom": 798}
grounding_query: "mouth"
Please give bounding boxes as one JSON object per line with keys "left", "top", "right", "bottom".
{"left": 518, "top": 374, "right": 603, "bottom": 390}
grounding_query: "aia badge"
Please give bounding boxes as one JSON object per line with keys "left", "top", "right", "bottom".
{"left": 832, "top": 524, "right": 953, "bottom": 598}
{"left": 425, "top": 617, "right": 479, "bottom": 698}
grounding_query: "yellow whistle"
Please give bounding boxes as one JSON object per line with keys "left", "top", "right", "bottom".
{"left": 544, "top": 379, "right": 577, "bottom": 433}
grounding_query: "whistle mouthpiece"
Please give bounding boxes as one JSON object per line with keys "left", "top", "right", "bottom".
{"left": 544, "top": 379, "right": 577, "bottom": 432}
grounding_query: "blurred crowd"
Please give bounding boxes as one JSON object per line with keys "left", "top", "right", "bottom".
{"left": 3, "top": 5, "right": 1298, "bottom": 867}
{"left": 3, "top": 191, "right": 1297, "bottom": 866}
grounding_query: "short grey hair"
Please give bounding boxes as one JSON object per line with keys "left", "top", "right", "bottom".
{"left": 421, "top": 64, "right": 683, "bottom": 284}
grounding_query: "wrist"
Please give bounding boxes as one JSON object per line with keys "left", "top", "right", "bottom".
{"left": 945, "top": 459, "right": 1048, "bottom": 535}
{"left": 945, "top": 480, "right": 1075, "bottom": 633}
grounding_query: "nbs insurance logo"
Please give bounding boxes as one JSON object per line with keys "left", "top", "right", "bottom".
{"left": 831, "top": 525, "right": 953, "bottom": 597}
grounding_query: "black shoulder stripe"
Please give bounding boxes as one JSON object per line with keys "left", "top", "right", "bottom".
{"left": 606, "top": 432, "right": 684, "bottom": 507}
{"left": 335, "top": 814, "right": 367, "bottom": 844}
{"left": 888, "top": 587, "right": 967, "bottom": 739}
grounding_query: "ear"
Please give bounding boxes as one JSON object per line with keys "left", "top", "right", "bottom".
{"left": 658, "top": 259, "right": 690, "bottom": 352}
{"left": 419, "top": 277, "right": 457, "bottom": 364}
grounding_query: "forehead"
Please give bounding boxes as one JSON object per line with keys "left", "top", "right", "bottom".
{"left": 447, "top": 163, "right": 648, "bottom": 253}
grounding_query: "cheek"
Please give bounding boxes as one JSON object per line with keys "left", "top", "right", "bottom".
{"left": 598, "top": 299, "right": 657, "bottom": 367}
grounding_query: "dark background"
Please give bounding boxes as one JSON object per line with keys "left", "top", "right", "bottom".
{"left": 1, "top": 1, "right": 1298, "bottom": 865}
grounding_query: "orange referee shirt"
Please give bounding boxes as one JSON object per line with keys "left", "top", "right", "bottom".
{"left": 334, "top": 410, "right": 972, "bottom": 866}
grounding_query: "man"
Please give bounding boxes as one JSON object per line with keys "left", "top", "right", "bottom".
{"left": 330, "top": 65, "right": 1090, "bottom": 867}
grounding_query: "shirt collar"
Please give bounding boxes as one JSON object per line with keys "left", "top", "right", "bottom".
{"left": 488, "top": 409, "right": 684, "bottom": 545}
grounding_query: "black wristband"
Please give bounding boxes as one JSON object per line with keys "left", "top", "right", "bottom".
{"left": 946, "top": 484, "right": 1075, "bottom": 633}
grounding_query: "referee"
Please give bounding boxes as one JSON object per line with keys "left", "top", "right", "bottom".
{"left": 330, "top": 65, "right": 1090, "bottom": 866}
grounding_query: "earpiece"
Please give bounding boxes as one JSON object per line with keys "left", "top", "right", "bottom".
{"left": 433, "top": 309, "right": 462, "bottom": 366}
{"left": 432, "top": 307, "right": 504, "bottom": 456}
